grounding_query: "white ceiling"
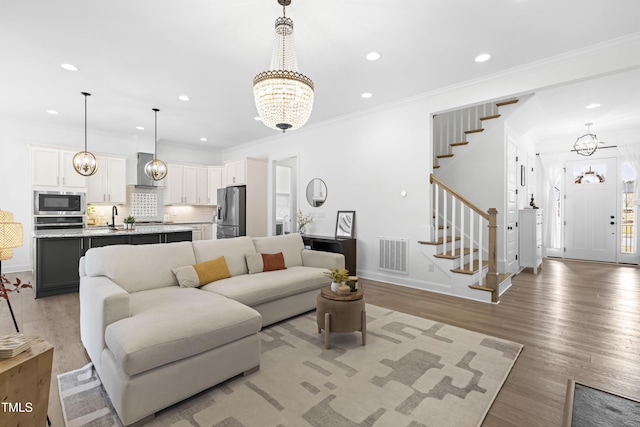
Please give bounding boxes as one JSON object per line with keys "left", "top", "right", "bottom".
{"left": 2, "top": 0, "right": 639, "bottom": 151}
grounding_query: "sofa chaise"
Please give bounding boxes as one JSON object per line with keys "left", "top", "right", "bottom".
{"left": 79, "top": 233, "right": 344, "bottom": 426}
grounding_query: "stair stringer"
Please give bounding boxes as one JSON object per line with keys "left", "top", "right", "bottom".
{"left": 418, "top": 243, "right": 493, "bottom": 303}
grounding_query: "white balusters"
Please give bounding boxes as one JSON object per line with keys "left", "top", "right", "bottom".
{"left": 459, "top": 201, "right": 465, "bottom": 266}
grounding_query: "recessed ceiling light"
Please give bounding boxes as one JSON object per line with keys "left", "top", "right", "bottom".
{"left": 366, "top": 52, "right": 381, "bottom": 61}
{"left": 178, "top": 95, "right": 191, "bottom": 101}
{"left": 136, "top": 126, "right": 145, "bottom": 130}
{"left": 475, "top": 53, "right": 491, "bottom": 63}
{"left": 46, "top": 110, "right": 59, "bottom": 115}
{"left": 585, "top": 103, "right": 601, "bottom": 109}
{"left": 60, "top": 63, "right": 79, "bottom": 71}
{"left": 254, "top": 116, "right": 262, "bottom": 121}
{"left": 200, "top": 138, "right": 207, "bottom": 142}
{"left": 361, "top": 92, "right": 373, "bottom": 99}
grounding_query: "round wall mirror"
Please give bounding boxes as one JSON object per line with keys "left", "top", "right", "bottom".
{"left": 306, "top": 178, "right": 327, "bottom": 207}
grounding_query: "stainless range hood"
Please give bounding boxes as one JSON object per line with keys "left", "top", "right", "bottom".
{"left": 136, "top": 152, "right": 156, "bottom": 187}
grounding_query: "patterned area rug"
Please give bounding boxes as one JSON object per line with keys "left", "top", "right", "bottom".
{"left": 58, "top": 304, "right": 522, "bottom": 427}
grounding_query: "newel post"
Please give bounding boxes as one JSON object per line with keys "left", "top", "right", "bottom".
{"left": 486, "top": 208, "right": 499, "bottom": 302}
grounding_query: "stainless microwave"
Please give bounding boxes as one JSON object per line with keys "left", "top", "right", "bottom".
{"left": 34, "top": 191, "right": 86, "bottom": 215}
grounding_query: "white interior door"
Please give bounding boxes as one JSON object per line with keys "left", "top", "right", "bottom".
{"left": 564, "top": 157, "right": 617, "bottom": 262}
{"left": 506, "top": 139, "right": 519, "bottom": 273}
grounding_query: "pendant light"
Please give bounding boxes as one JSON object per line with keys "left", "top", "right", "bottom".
{"left": 72, "top": 92, "right": 98, "bottom": 176}
{"left": 253, "top": 0, "right": 314, "bottom": 133}
{"left": 144, "top": 108, "right": 168, "bottom": 181}
{"left": 572, "top": 123, "right": 602, "bottom": 156}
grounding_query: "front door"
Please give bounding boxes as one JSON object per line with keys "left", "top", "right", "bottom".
{"left": 564, "top": 157, "right": 617, "bottom": 262}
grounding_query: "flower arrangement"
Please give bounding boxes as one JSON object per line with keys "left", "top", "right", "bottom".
{"left": 324, "top": 268, "right": 349, "bottom": 284}
{"left": 296, "top": 210, "right": 313, "bottom": 233}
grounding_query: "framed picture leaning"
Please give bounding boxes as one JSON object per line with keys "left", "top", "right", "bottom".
{"left": 335, "top": 211, "right": 355, "bottom": 238}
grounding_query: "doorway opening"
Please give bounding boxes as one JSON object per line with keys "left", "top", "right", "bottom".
{"left": 273, "top": 156, "right": 298, "bottom": 236}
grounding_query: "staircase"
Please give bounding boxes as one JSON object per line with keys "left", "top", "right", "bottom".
{"left": 420, "top": 174, "right": 512, "bottom": 303}
{"left": 421, "top": 97, "right": 523, "bottom": 302}
{"left": 433, "top": 98, "right": 518, "bottom": 170}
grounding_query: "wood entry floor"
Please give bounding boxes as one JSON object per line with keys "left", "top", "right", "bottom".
{"left": 1, "top": 258, "right": 639, "bottom": 426}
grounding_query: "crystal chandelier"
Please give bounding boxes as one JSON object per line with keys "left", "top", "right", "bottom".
{"left": 573, "top": 123, "right": 601, "bottom": 156}
{"left": 72, "top": 92, "right": 98, "bottom": 176}
{"left": 144, "top": 108, "right": 168, "bottom": 181}
{"left": 253, "top": 0, "right": 314, "bottom": 133}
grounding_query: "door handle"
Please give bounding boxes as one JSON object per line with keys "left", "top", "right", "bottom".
{"left": 610, "top": 222, "right": 615, "bottom": 225}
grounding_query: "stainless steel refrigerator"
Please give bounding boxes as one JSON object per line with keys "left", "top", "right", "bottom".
{"left": 216, "top": 186, "right": 246, "bottom": 239}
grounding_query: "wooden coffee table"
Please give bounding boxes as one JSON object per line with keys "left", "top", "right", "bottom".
{"left": 316, "top": 286, "right": 366, "bottom": 349}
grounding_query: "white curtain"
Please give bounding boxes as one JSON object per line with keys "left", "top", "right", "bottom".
{"left": 619, "top": 144, "right": 640, "bottom": 205}
{"left": 539, "top": 153, "right": 563, "bottom": 249}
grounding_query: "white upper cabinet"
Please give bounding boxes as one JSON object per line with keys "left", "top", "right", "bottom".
{"left": 164, "top": 164, "right": 208, "bottom": 205}
{"left": 225, "top": 159, "right": 246, "bottom": 186}
{"left": 32, "top": 147, "right": 87, "bottom": 189}
{"left": 86, "top": 156, "right": 127, "bottom": 204}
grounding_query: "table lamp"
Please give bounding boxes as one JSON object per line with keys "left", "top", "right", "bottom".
{"left": 0, "top": 210, "right": 24, "bottom": 332}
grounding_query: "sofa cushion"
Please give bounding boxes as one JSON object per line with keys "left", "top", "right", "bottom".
{"left": 252, "top": 233, "right": 304, "bottom": 267}
{"left": 104, "top": 287, "right": 261, "bottom": 377}
{"left": 193, "top": 237, "right": 256, "bottom": 276}
{"left": 83, "top": 242, "right": 196, "bottom": 293}
{"left": 245, "top": 252, "right": 286, "bottom": 274}
{"left": 172, "top": 256, "right": 231, "bottom": 288}
{"left": 201, "top": 266, "right": 330, "bottom": 307}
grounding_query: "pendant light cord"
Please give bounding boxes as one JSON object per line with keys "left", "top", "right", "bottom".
{"left": 81, "top": 92, "right": 91, "bottom": 152}
{"left": 153, "top": 108, "right": 160, "bottom": 161}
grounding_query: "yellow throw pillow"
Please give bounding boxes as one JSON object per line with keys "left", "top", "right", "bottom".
{"left": 172, "top": 256, "right": 231, "bottom": 288}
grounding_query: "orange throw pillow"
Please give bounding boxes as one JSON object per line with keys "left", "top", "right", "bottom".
{"left": 262, "top": 252, "right": 286, "bottom": 272}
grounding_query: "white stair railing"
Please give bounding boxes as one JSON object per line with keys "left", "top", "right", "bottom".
{"left": 430, "top": 174, "right": 498, "bottom": 290}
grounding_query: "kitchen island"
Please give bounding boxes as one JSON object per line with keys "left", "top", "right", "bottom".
{"left": 34, "top": 225, "right": 194, "bottom": 298}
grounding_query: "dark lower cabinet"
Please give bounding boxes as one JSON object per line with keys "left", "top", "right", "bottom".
{"left": 35, "top": 237, "right": 85, "bottom": 298}
{"left": 302, "top": 235, "right": 357, "bottom": 274}
{"left": 34, "top": 231, "right": 193, "bottom": 298}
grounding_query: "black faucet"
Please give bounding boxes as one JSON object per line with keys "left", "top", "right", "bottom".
{"left": 111, "top": 206, "right": 118, "bottom": 228}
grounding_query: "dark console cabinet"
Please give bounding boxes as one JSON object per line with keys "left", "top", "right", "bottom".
{"left": 302, "top": 235, "right": 356, "bottom": 274}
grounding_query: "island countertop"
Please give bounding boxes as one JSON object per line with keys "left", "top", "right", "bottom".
{"left": 34, "top": 224, "right": 195, "bottom": 239}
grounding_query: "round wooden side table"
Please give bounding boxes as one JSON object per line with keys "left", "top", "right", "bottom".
{"left": 316, "top": 286, "right": 366, "bottom": 349}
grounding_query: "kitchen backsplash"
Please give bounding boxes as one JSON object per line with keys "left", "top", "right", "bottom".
{"left": 89, "top": 186, "right": 215, "bottom": 225}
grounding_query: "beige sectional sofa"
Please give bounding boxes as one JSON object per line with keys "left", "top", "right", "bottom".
{"left": 79, "top": 233, "right": 344, "bottom": 426}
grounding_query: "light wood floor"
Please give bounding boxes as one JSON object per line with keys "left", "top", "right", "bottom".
{"left": 2, "top": 258, "right": 639, "bottom": 426}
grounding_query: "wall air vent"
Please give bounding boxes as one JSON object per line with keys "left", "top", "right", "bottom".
{"left": 379, "top": 237, "right": 409, "bottom": 274}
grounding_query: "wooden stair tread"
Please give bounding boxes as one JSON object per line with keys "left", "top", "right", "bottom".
{"left": 468, "top": 273, "right": 512, "bottom": 293}
{"left": 464, "top": 128, "right": 484, "bottom": 135}
{"left": 433, "top": 247, "right": 477, "bottom": 259}
{"left": 418, "top": 236, "right": 460, "bottom": 245}
{"left": 433, "top": 164, "right": 440, "bottom": 169}
{"left": 479, "top": 114, "right": 501, "bottom": 121}
{"left": 451, "top": 260, "right": 488, "bottom": 275}
{"left": 496, "top": 99, "right": 519, "bottom": 107}
{"left": 436, "top": 153, "right": 454, "bottom": 159}
{"left": 450, "top": 141, "right": 468, "bottom": 147}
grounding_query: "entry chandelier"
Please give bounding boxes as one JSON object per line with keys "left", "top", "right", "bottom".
{"left": 72, "top": 92, "right": 98, "bottom": 176}
{"left": 144, "top": 108, "right": 168, "bottom": 181}
{"left": 573, "top": 122, "right": 602, "bottom": 157}
{"left": 253, "top": 0, "right": 314, "bottom": 133}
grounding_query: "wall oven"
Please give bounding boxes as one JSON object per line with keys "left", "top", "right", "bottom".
{"left": 34, "top": 191, "right": 86, "bottom": 215}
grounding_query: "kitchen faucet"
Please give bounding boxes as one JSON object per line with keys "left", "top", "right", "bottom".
{"left": 111, "top": 205, "right": 118, "bottom": 228}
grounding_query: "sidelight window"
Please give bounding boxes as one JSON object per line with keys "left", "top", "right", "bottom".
{"left": 621, "top": 162, "right": 636, "bottom": 254}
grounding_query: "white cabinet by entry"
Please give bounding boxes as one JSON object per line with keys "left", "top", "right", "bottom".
{"left": 519, "top": 209, "right": 543, "bottom": 274}
{"left": 165, "top": 164, "right": 208, "bottom": 205}
{"left": 207, "top": 166, "right": 223, "bottom": 205}
{"left": 223, "top": 158, "right": 268, "bottom": 237}
{"left": 86, "top": 156, "right": 127, "bottom": 204}
{"left": 31, "top": 147, "right": 86, "bottom": 189}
